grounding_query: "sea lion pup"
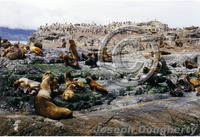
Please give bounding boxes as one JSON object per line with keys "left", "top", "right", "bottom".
{"left": 176, "top": 75, "right": 195, "bottom": 92}
{"left": 60, "top": 84, "right": 76, "bottom": 101}
{"left": 59, "top": 54, "right": 80, "bottom": 68}
{"left": 184, "top": 60, "right": 197, "bottom": 69}
{"left": 102, "top": 47, "right": 112, "bottom": 62}
{"left": 86, "top": 76, "right": 108, "bottom": 95}
{"left": 6, "top": 43, "right": 25, "bottom": 60}
{"left": 34, "top": 42, "right": 43, "bottom": 49}
{"left": 142, "top": 67, "right": 167, "bottom": 86}
{"left": 68, "top": 40, "right": 79, "bottom": 60}
{"left": 29, "top": 42, "right": 43, "bottom": 56}
{"left": 166, "top": 79, "right": 184, "bottom": 97}
{"left": 34, "top": 71, "right": 73, "bottom": 119}
{"left": 65, "top": 71, "right": 85, "bottom": 88}
{"left": 13, "top": 78, "right": 40, "bottom": 95}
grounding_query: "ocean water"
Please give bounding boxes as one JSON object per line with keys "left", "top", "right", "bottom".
{"left": 9, "top": 41, "right": 27, "bottom": 45}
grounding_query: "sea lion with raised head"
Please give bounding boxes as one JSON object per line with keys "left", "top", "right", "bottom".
{"left": 86, "top": 76, "right": 108, "bottom": 95}
{"left": 34, "top": 71, "right": 73, "bottom": 119}
{"left": 29, "top": 42, "right": 43, "bottom": 56}
{"left": 60, "top": 84, "right": 76, "bottom": 101}
{"left": 69, "top": 40, "right": 79, "bottom": 60}
{"left": 13, "top": 78, "right": 40, "bottom": 95}
{"left": 65, "top": 71, "right": 85, "bottom": 88}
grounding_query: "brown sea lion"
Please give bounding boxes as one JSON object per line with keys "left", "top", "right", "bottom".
{"left": 69, "top": 40, "right": 78, "bottom": 60}
{"left": 196, "top": 87, "right": 200, "bottom": 96}
{"left": 65, "top": 71, "right": 85, "bottom": 88}
{"left": 50, "top": 77, "right": 60, "bottom": 93}
{"left": 60, "top": 84, "right": 76, "bottom": 101}
{"left": 175, "top": 39, "right": 183, "bottom": 47}
{"left": 176, "top": 75, "right": 195, "bottom": 92}
{"left": 20, "top": 45, "right": 29, "bottom": 53}
{"left": 29, "top": 42, "right": 43, "bottom": 56}
{"left": 86, "top": 76, "right": 108, "bottom": 95}
{"left": 13, "top": 78, "right": 40, "bottom": 95}
{"left": 166, "top": 79, "right": 184, "bottom": 97}
{"left": 85, "top": 52, "right": 98, "bottom": 68}
{"left": 34, "top": 71, "right": 73, "bottom": 119}
{"left": 6, "top": 44, "right": 25, "bottom": 60}
{"left": 2, "top": 41, "right": 12, "bottom": 49}
{"left": 34, "top": 42, "right": 43, "bottom": 49}
{"left": 59, "top": 54, "right": 79, "bottom": 68}
{"left": 184, "top": 60, "right": 197, "bottom": 69}
{"left": 102, "top": 47, "right": 112, "bottom": 62}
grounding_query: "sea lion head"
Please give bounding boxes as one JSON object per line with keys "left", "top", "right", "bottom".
{"left": 86, "top": 76, "right": 92, "bottom": 83}
{"left": 143, "top": 67, "right": 150, "bottom": 74}
{"left": 69, "top": 39, "right": 75, "bottom": 45}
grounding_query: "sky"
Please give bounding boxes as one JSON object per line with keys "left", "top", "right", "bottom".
{"left": 0, "top": 0, "right": 200, "bottom": 30}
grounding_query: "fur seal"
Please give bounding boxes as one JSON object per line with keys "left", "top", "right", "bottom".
{"left": 60, "top": 84, "right": 76, "bottom": 101}
{"left": 29, "top": 42, "right": 43, "bottom": 56}
{"left": 34, "top": 71, "right": 73, "bottom": 119}
{"left": 65, "top": 71, "right": 85, "bottom": 88}
{"left": 86, "top": 76, "right": 108, "bottom": 95}
{"left": 184, "top": 60, "right": 197, "bottom": 69}
{"left": 59, "top": 54, "right": 79, "bottom": 68}
{"left": 69, "top": 40, "right": 79, "bottom": 60}
{"left": 6, "top": 44, "right": 25, "bottom": 60}
{"left": 13, "top": 78, "right": 40, "bottom": 95}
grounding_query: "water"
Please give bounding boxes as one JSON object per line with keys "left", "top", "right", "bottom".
{"left": 9, "top": 41, "right": 27, "bottom": 45}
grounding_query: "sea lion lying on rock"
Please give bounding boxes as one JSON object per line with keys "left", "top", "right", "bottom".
{"left": 29, "top": 42, "right": 43, "bottom": 56}
{"left": 13, "top": 78, "right": 40, "bottom": 95}
{"left": 86, "top": 76, "right": 108, "bottom": 95}
{"left": 184, "top": 60, "right": 197, "bottom": 69}
{"left": 176, "top": 75, "right": 195, "bottom": 92}
{"left": 59, "top": 54, "right": 79, "bottom": 68}
{"left": 65, "top": 71, "right": 85, "bottom": 88}
{"left": 20, "top": 45, "right": 29, "bottom": 53}
{"left": 60, "top": 84, "right": 76, "bottom": 101}
{"left": 166, "top": 79, "right": 184, "bottom": 97}
{"left": 34, "top": 71, "right": 73, "bottom": 119}
{"left": 2, "top": 41, "right": 12, "bottom": 49}
{"left": 6, "top": 43, "right": 25, "bottom": 60}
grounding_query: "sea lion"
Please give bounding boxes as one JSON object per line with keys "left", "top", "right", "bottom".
{"left": 59, "top": 54, "right": 79, "bottom": 68}
{"left": 50, "top": 77, "right": 60, "bottom": 94}
{"left": 2, "top": 41, "right": 12, "bottom": 49}
{"left": 176, "top": 75, "right": 195, "bottom": 92}
{"left": 60, "top": 84, "right": 76, "bottom": 101}
{"left": 13, "top": 78, "right": 40, "bottom": 95}
{"left": 69, "top": 40, "right": 79, "bottom": 60}
{"left": 34, "top": 71, "right": 73, "bottom": 119}
{"left": 34, "top": 42, "right": 43, "bottom": 49}
{"left": 166, "top": 79, "right": 184, "bottom": 97}
{"left": 86, "top": 76, "right": 108, "bottom": 95}
{"left": 175, "top": 39, "right": 183, "bottom": 47}
{"left": 189, "top": 79, "right": 200, "bottom": 87}
{"left": 85, "top": 52, "right": 98, "bottom": 68}
{"left": 184, "top": 60, "right": 197, "bottom": 69}
{"left": 29, "top": 42, "right": 43, "bottom": 56}
{"left": 6, "top": 44, "right": 25, "bottom": 60}
{"left": 142, "top": 67, "right": 167, "bottom": 86}
{"left": 196, "top": 87, "right": 200, "bottom": 96}
{"left": 20, "top": 45, "right": 29, "bottom": 53}
{"left": 65, "top": 71, "right": 85, "bottom": 88}
{"left": 102, "top": 47, "right": 112, "bottom": 62}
